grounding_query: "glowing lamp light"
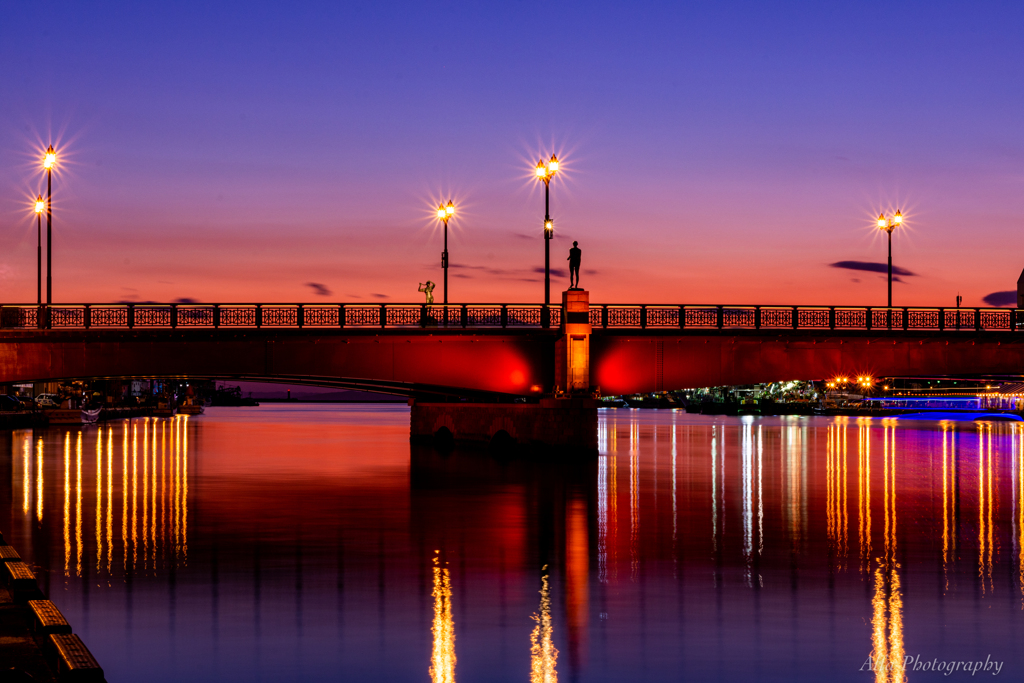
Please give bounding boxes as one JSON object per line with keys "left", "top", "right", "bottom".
{"left": 877, "top": 213, "right": 887, "bottom": 229}
{"left": 544, "top": 219, "right": 553, "bottom": 232}
{"left": 893, "top": 210, "right": 903, "bottom": 225}
{"left": 535, "top": 162, "right": 547, "bottom": 179}
{"left": 34, "top": 196, "right": 44, "bottom": 214}
{"left": 445, "top": 201, "right": 454, "bottom": 217}
{"left": 436, "top": 206, "right": 446, "bottom": 219}
{"left": 43, "top": 146, "right": 56, "bottom": 170}
{"left": 547, "top": 155, "right": 559, "bottom": 173}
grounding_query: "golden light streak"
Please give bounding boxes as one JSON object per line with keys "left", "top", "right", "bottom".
{"left": 1017, "top": 425, "right": 1024, "bottom": 606}
{"left": 871, "top": 566, "right": 888, "bottom": 683}
{"left": 151, "top": 419, "right": 157, "bottom": 569}
{"left": 75, "top": 432, "right": 82, "bottom": 577}
{"left": 942, "top": 425, "right": 950, "bottom": 590}
{"left": 122, "top": 422, "right": 128, "bottom": 574}
{"left": 22, "top": 435, "right": 31, "bottom": 515}
{"left": 183, "top": 416, "right": 189, "bottom": 561}
{"left": 132, "top": 421, "right": 138, "bottom": 568}
{"left": 530, "top": 567, "right": 558, "bottom": 683}
{"left": 143, "top": 418, "right": 149, "bottom": 570}
{"left": 64, "top": 433, "right": 70, "bottom": 578}
{"left": 785, "top": 425, "right": 804, "bottom": 546}
{"left": 174, "top": 417, "right": 181, "bottom": 559}
{"left": 96, "top": 428, "right": 103, "bottom": 571}
{"left": 881, "top": 424, "right": 897, "bottom": 563}
{"left": 859, "top": 424, "right": 872, "bottom": 573}
{"left": 162, "top": 420, "right": 167, "bottom": 566}
{"left": 870, "top": 563, "right": 906, "bottom": 683}
{"left": 106, "top": 426, "right": 113, "bottom": 576}
{"left": 36, "top": 438, "right": 44, "bottom": 522}
{"left": 888, "top": 567, "right": 906, "bottom": 683}
{"left": 842, "top": 427, "right": 849, "bottom": 560}
{"left": 827, "top": 427, "right": 834, "bottom": 554}
{"left": 429, "top": 553, "right": 456, "bottom": 683}
{"left": 827, "top": 425, "right": 850, "bottom": 568}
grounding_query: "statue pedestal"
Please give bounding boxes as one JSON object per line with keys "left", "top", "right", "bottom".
{"left": 555, "top": 289, "right": 591, "bottom": 394}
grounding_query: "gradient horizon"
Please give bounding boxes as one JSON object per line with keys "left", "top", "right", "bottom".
{"left": 1, "top": 1, "right": 1022, "bottom": 306}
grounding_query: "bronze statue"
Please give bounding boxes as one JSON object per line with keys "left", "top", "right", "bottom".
{"left": 418, "top": 281, "right": 436, "bottom": 305}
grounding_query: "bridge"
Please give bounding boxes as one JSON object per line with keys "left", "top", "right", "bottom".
{"left": 1, "top": 300, "right": 1023, "bottom": 397}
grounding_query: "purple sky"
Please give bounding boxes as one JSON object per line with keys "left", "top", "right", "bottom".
{"left": 1, "top": 1, "right": 1022, "bottom": 305}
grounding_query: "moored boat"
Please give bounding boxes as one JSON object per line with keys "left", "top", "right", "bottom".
{"left": 45, "top": 407, "right": 102, "bottom": 425}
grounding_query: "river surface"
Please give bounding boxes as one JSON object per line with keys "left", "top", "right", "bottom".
{"left": 2, "top": 405, "right": 1023, "bottom": 682}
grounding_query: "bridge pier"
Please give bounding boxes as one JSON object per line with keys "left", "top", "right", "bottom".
{"left": 410, "top": 289, "right": 598, "bottom": 454}
{"left": 409, "top": 397, "right": 598, "bottom": 454}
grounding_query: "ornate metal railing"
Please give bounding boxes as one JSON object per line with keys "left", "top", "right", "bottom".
{"left": 0, "top": 303, "right": 1019, "bottom": 332}
{"left": 0, "top": 303, "right": 562, "bottom": 330}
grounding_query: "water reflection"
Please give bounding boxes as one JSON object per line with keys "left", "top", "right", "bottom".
{"left": 14, "top": 417, "right": 191, "bottom": 582}
{"left": 429, "top": 552, "right": 456, "bottom": 683}
{"left": 978, "top": 424, "right": 994, "bottom": 593}
{"left": 4, "top": 408, "right": 1024, "bottom": 682}
{"left": 529, "top": 567, "right": 558, "bottom": 683}
{"left": 871, "top": 563, "right": 905, "bottom": 683}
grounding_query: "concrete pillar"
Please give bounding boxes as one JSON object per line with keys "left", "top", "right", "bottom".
{"left": 555, "top": 289, "right": 591, "bottom": 394}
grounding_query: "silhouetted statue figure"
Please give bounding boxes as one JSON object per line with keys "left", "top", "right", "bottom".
{"left": 567, "top": 241, "right": 582, "bottom": 289}
{"left": 418, "top": 281, "right": 435, "bottom": 305}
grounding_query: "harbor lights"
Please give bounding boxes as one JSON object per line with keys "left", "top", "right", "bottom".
{"left": 42, "top": 145, "right": 56, "bottom": 326}
{"left": 535, "top": 154, "right": 559, "bottom": 321}
{"left": 437, "top": 200, "right": 455, "bottom": 323}
{"left": 877, "top": 210, "right": 903, "bottom": 309}
{"left": 34, "top": 196, "right": 44, "bottom": 314}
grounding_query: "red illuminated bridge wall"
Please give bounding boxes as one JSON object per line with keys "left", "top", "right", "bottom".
{"left": 0, "top": 329, "right": 1021, "bottom": 395}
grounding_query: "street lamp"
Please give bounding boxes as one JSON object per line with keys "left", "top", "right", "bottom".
{"left": 535, "top": 154, "right": 558, "bottom": 314}
{"left": 437, "top": 201, "right": 455, "bottom": 320}
{"left": 42, "top": 145, "right": 56, "bottom": 322}
{"left": 34, "top": 196, "right": 44, "bottom": 312}
{"left": 877, "top": 210, "right": 902, "bottom": 308}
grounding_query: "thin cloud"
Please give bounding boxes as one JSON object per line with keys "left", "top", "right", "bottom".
{"left": 173, "top": 297, "right": 198, "bottom": 303}
{"left": 983, "top": 291, "right": 1016, "bottom": 307}
{"left": 306, "top": 282, "right": 332, "bottom": 297}
{"left": 533, "top": 266, "right": 568, "bottom": 278}
{"left": 371, "top": 293, "right": 390, "bottom": 299}
{"left": 829, "top": 261, "right": 916, "bottom": 277}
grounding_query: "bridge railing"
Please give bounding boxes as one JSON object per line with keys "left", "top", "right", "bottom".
{"left": 586, "top": 304, "right": 1020, "bottom": 332}
{"left": 0, "top": 303, "right": 563, "bottom": 330}
{"left": 0, "top": 303, "right": 1018, "bottom": 332}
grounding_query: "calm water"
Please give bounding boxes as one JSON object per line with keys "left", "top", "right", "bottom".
{"left": 2, "top": 406, "right": 1023, "bottom": 682}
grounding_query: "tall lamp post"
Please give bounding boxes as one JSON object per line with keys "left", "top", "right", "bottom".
{"left": 535, "top": 154, "right": 558, "bottom": 315}
{"left": 43, "top": 145, "right": 56, "bottom": 326}
{"left": 34, "top": 196, "right": 44, "bottom": 316}
{"left": 876, "top": 209, "right": 901, "bottom": 309}
{"left": 437, "top": 200, "right": 455, "bottom": 323}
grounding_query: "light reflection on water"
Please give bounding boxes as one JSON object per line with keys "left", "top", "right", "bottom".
{"left": 3, "top": 406, "right": 1024, "bottom": 681}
